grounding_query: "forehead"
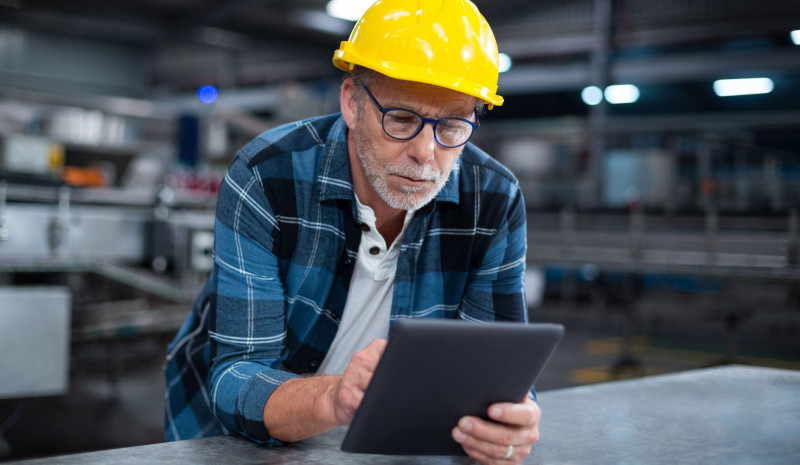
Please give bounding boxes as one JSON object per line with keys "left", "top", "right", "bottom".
{"left": 369, "top": 75, "right": 476, "bottom": 117}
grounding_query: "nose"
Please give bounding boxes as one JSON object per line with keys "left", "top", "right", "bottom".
{"left": 407, "top": 122, "right": 436, "bottom": 164}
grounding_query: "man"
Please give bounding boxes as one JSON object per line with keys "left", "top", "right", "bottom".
{"left": 165, "top": 1, "right": 539, "bottom": 463}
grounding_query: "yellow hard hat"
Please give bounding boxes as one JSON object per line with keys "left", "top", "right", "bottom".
{"left": 332, "top": 0, "right": 504, "bottom": 109}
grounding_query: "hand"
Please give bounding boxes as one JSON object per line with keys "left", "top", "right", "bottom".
{"left": 451, "top": 397, "right": 541, "bottom": 465}
{"left": 329, "top": 339, "right": 387, "bottom": 425}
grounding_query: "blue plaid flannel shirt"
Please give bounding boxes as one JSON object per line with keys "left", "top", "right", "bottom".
{"left": 164, "top": 113, "right": 529, "bottom": 445}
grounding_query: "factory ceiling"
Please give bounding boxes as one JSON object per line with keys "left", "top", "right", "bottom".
{"left": 1, "top": 0, "right": 800, "bottom": 120}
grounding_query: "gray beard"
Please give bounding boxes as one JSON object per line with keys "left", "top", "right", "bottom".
{"left": 353, "top": 123, "right": 452, "bottom": 211}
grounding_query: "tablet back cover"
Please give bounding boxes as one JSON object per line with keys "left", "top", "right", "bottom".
{"left": 341, "top": 319, "right": 564, "bottom": 455}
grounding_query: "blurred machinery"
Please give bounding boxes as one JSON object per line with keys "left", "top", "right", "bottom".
{"left": 0, "top": 286, "right": 70, "bottom": 399}
{"left": 0, "top": 180, "right": 217, "bottom": 394}
{"left": 0, "top": 67, "right": 343, "bottom": 405}
{"left": 0, "top": 93, "right": 225, "bottom": 401}
{"left": 522, "top": 205, "right": 800, "bottom": 369}
{"left": 478, "top": 122, "right": 800, "bottom": 367}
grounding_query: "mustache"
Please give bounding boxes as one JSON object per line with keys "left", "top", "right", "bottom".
{"left": 386, "top": 162, "right": 441, "bottom": 181}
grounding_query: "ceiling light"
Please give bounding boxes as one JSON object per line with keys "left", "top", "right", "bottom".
{"left": 604, "top": 84, "right": 640, "bottom": 104}
{"left": 791, "top": 30, "right": 800, "bottom": 45}
{"left": 326, "top": 0, "right": 374, "bottom": 21}
{"left": 498, "top": 53, "right": 512, "bottom": 73}
{"left": 713, "top": 78, "right": 774, "bottom": 97}
{"left": 581, "top": 86, "right": 603, "bottom": 105}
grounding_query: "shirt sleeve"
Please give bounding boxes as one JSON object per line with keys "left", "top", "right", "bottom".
{"left": 206, "top": 156, "right": 297, "bottom": 445}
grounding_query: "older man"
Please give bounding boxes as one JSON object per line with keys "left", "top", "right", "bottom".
{"left": 165, "top": 1, "right": 538, "bottom": 463}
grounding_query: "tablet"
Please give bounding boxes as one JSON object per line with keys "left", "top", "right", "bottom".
{"left": 340, "top": 319, "right": 565, "bottom": 455}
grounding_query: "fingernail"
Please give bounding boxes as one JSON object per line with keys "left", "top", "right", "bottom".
{"left": 453, "top": 427, "right": 467, "bottom": 442}
{"left": 459, "top": 419, "right": 474, "bottom": 432}
{"left": 489, "top": 406, "right": 503, "bottom": 419}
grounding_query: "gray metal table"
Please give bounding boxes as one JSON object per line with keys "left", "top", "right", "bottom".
{"left": 11, "top": 365, "right": 800, "bottom": 464}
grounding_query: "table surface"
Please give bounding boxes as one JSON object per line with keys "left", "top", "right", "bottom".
{"left": 10, "top": 365, "right": 800, "bottom": 464}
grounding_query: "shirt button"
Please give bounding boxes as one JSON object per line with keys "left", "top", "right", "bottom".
{"left": 369, "top": 246, "right": 380, "bottom": 255}
{"left": 361, "top": 224, "right": 370, "bottom": 232}
{"left": 309, "top": 359, "right": 319, "bottom": 368}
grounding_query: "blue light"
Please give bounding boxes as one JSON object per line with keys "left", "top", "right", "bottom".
{"left": 498, "top": 53, "right": 512, "bottom": 73}
{"left": 581, "top": 86, "right": 603, "bottom": 105}
{"left": 198, "top": 85, "right": 218, "bottom": 104}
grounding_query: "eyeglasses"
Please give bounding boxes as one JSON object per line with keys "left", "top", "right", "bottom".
{"left": 361, "top": 84, "right": 479, "bottom": 148}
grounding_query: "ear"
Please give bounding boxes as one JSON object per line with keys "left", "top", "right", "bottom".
{"left": 340, "top": 77, "right": 359, "bottom": 130}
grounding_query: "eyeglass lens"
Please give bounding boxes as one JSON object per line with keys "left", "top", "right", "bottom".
{"left": 382, "top": 109, "right": 474, "bottom": 147}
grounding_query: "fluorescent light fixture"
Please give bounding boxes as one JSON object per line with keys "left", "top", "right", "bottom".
{"left": 498, "top": 53, "right": 512, "bottom": 73}
{"left": 604, "top": 84, "right": 640, "bottom": 104}
{"left": 791, "top": 30, "right": 800, "bottom": 45}
{"left": 581, "top": 86, "right": 603, "bottom": 105}
{"left": 326, "top": 0, "right": 374, "bottom": 21}
{"left": 713, "top": 78, "right": 774, "bottom": 97}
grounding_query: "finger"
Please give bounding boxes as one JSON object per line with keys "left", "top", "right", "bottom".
{"left": 347, "top": 339, "right": 388, "bottom": 388}
{"left": 456, "top": 433, "right": 530, "bottom": 465}
{"left": 336, "top": 383, "right": 364, "bottom": 417}
{"left": 363, "top": 338, "right": 388, "bottom": 356}
{"left": 456, "top": 415, "right": 539, "bottom": 448}
{"left": 487, "top": 398, "right": 541, "bottom": 427}
{"left": 461, "top": 445, "right": 504, "bottom": 465}
{"left": 332, "top": 384, "right": 359, "bottom": 425}
{"left": 465, "top": 446, "right": 526, "bottom": 465}
{"left": 341, "top": 362, "right": 372, "bottom": 392}
{"left": 349, "top": 339, "right": 387, "bottom": 372}
{"left": 453, "top": 424, "right": 532, "bottom": 462}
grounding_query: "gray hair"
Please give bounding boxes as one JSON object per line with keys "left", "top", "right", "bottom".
{"left": 346, "top": 66, "right": 380, "bottom": 112}
{"left": 343, "top": 65, "right": 485, "bottom": 117}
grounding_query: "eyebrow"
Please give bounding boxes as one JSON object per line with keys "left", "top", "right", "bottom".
{"left": 392, "top": 100, "right": 475, "bottom": 121}
{"left": 366, "top": 82, "right": 475, "bottom": 121}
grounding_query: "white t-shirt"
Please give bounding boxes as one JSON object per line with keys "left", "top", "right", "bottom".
{"left": 317, "top": 196, "right": 414, "bottom": 375}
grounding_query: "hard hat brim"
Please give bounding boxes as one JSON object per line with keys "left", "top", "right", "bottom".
{"left": 333, "top": 49, "right": 504, "bottom": 109}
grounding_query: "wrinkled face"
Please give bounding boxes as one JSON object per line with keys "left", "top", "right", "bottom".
{"left": 343, "top": 75, "right": 477, "bottom": 211}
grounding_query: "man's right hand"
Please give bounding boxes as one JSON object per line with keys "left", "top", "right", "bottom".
{"left": 263, "top": 338, "right": 387, "bottom": 441}
{"left": 330, "top": 338, "right": 387, "bottom": 425}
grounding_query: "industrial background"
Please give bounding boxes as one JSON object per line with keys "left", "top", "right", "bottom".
{"left": 1, "top": 0, "right": 799, "bottom": 461}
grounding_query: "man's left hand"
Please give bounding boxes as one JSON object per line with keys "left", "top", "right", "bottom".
{"left": 451, "top": 397, "right": 541, "bottom": 465}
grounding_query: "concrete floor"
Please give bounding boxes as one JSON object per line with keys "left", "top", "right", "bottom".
{"left": 1, "top": 303, "right": 798, "bottom": 463}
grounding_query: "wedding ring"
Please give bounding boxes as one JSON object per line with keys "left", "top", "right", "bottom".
{"left": 502, "top": 444, "right": 514, "bottom": 460}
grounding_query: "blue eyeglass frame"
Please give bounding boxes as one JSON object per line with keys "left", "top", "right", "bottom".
{"left": 361, "top": 84, "right": 479, "bottom": 148}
